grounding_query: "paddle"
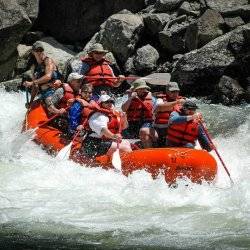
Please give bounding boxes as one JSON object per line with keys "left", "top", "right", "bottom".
{"left": 111, "top": 114, "right": 122, "bottom": 171}
{"left": 84, "top": 73, "right": 171, "bottom": 86}
{"left": 199, "top": 121, "right": 234, "bottom": 186}
{"left": 56, "top": 131, "right": 80, "bottom": 160}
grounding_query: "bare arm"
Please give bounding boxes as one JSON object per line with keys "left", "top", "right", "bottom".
{"left": 33, "top": 58, "right": 55, "bottom": 85}
{"left": 155, "top": 99, "right": 185, "bottom": 113}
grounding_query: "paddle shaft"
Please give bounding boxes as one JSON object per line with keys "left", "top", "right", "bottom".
{"left": 37, "top": 106, "right": 70, "bottom": 128}
{"left": 199, "top": 122, "right": 234, "bottom": 184}
{"left": 84, "top": 76, "right": 149, "bottom": 81}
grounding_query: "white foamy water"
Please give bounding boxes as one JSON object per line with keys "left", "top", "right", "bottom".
{"left": 0, "top": 88, "right": 249, "bottom": 249}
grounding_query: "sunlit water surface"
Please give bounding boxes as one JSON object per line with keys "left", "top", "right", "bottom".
{"left": 0, "top": 89, "right": 249, "bottom": 249}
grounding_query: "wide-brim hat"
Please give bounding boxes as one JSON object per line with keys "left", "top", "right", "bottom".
{"left": 166, "top": 81, "right": 180, "bottom": 92}
{"left": 88, "top": 43, "right": 108, "bottom": 54}
{"left": 131, "top": 79, "right": 151, "bottom": 91}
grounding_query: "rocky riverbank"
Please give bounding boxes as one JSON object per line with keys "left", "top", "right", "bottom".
{"left": 1, "top": 0, "right": 250, "bottom": 105}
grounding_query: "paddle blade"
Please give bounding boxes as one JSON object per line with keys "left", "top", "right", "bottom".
{"left": 111, "top": 149, "right": 122, "bottom": 171}
{"left": 56, "top": 142, "right": 73, "bottom": 160}
{"left": 144, "top": 73, "right": 171, "bottom": 86}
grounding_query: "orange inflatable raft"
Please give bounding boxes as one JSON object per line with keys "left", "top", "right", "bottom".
{"left": 25, "top": 102, "right": 217, "bottom": 185}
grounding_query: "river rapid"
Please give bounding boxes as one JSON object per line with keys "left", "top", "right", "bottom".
{"left": 0, "top": 88, "right": 249, "bottom": 249}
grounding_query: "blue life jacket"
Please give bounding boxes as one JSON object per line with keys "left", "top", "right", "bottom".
{"left": 68, "top": 101, "right": 82, "bottom": 134}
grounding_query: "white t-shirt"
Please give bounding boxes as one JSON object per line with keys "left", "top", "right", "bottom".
{"left": 88, "top": 112, "right": 110, "bottom": 138}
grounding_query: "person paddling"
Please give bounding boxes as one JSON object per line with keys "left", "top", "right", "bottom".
{"left": 76, "top": 43, "right": 125, "bottom": 99}
{"left": 121, "top": 79, "right": 158, "bottom": 148}
{"left": 83, "top": 95, "right": 132, "bottom": 158}
{"left": 23, "top": 42, "right": 62, "bottom": 108}
{"left": 154, "top": 82, "right": 185, "bottom": 147}
{"left": 47, "top": 72, "right": 83, "bottom": 115}
{"left": 68, "top": 84, "right": 96, "bottom": 136}
{"left": 166, "top": 100, "right": 213, "bottom": 151}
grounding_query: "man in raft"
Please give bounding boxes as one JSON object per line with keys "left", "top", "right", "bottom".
{"left": 153, "top": 82, "right": 185, "bottom": 147}
{"left": 121, "top": 79, "right": 158, "bottom": 148}
{"left": 76, "top": 43, "right": 125, "bottom": 99}
{"left": 166, "top": 100, "right": 213, "bottom": 151}
{"left": 67, "top": 84, "right": 96, "bottom": 135}
{"left": 83, "top": 95, "right": 132, "bottom": 157}
{"left": 23, "top": 42, "right": 62, "bottom": 108}
{"left": 47, "top": 72, "right": 83, "bottom": 115}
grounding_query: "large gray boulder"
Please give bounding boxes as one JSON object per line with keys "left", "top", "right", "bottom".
{"left": 133, "top": 44, "right": 159, "bottom": 72}
{"left": 17, "top": 0, "right": 39, "bottom": 21}
{"left": 159, "top": 16, "right": 189, "bottom": 54}
{"left": 178, "top": 1, "right": 201, "bottom": 17}
{"left": 205, "top": 0, "right": 248, "bottom": 12}
{"left": 0, "top": 0, "right": 32, "bottom": 82}
{"left": 185, "top": 9, "right": 224, "bottom": 51}
{"left": 220, "top": 4, "right": 250, "bottom": 20}
{"left": 213, "top": 75, "right": 245, "bottom": 105}
{"left": 171, "top": 24, "right": 250, "bottom": 99}
{"left": 143, "top": 13, "right": 170, "bottom": 35}
{"left": 36, "top": 0, "right": 145, "bottom": 42}
{"left": 82, "top": 11, "right": 144, "bottom": 64}
{"left": 154, "top": 0, "right": 184, "bottom": 12}
{"left": 224, "top": 17, "right": 245, "bottom": 31}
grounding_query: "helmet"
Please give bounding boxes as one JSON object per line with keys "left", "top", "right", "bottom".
{"left": 182, "top": 100, "right": 198, "bottom": 110}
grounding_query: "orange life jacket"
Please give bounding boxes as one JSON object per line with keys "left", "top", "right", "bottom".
{"left": 126, "top": 93, "right": 153, "bottom": 122}
{"left": 154, "top": 95, "right": 183, "bottom": 125}
{"left": 79, "top": 100, "right": 99, "bottom": 125}
{"left": 81, "top": 57, "right": 116, "bottom": 87}
{"left": 59, "top": 84, "right": 77, "bottom": 108}
{"left": 167, "top": 113, "right": 199, "bottom": 145}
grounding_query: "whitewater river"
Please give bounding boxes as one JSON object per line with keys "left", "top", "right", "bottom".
{"left": 0, "top": 88, "right": 249, "bottom": 249}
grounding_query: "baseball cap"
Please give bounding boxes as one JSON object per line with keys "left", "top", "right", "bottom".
{"left": 182, "top": 100, "right": 198, "bottom": 110}
{"left": 166, "top": 82, "right": 180, "bottom": 92}
{"left": 98, "top": 94, "right": 115, "bottom": 104}
{"left": 32, "top": 41, "right": 44, "bottom": 51}
{"left": 67, "top": 72, "right": 84, "bottom": 82}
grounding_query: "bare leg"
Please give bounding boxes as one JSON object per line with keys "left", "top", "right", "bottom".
{"left": 107, "top": 139, "right": 132, "bottom": 156}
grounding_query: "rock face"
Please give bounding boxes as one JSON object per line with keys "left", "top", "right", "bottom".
{"left": 35, "top": 0, "right": 146, "bottom": 43}
{"left": 0, "top": 0, "right": 32, "bottom": 82}
{"left": 143, "top": 13, "right": 170, "bottom": 35}
{"left": 185, "top": 9, "right": 225, "bottom": 51}
{"left": 83, "top": 11, "right": 144, "bottom": 64}
{"left": 205, "top": 0, "right": 248, "bottom": 12}
{"left": 154, "top": 0, "right": 184, "bottom": 12}
{"left": 213, "top": 75, "right": 245, "bottom": 105}
{"left": 171, "top": 24, "right": 250, "bottom": 102}
{"left": 17, "top": 0, "right": 39, "bottom": 21}
{"left": 133, "top": 44, "right": 159, "bottom": 72}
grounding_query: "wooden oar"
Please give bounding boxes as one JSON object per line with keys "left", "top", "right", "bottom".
{"left": 111, "top": 114, "right": 122, "bottom": 171}
{"left": 56, "top": 131, "right": 80, "bottom": 160}
{"left": 84, "top": 73, "right": 171, "bottom": 86}
{"left": 199, "top": 121, "right": 234, "bottom": 186}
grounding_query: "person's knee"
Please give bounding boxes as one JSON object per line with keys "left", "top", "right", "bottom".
{"left": 184, "top": 143, "right": 195, "bottom": 148}
{"left": 120, "top": 140, "right": 132, "bottom": 152}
